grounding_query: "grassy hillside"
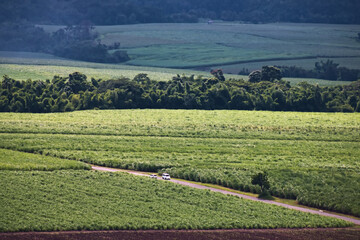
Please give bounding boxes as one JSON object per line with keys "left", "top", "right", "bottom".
{"left": 0, "top": 110, "right": 359, "bottom": 217}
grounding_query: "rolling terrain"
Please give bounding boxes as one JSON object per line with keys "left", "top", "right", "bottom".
{"left": 0, "top": 20, "right": 359, "bottom": 237}
{"left": 91, "top": 22, "right": 360, "bottom": 71}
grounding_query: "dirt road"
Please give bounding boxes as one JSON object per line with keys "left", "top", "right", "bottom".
{"left": 92, "top": 165, "right": 360, "bottom": 225}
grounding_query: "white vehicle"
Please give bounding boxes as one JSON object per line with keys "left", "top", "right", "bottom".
{"left": 149, "top": 174, "right": 157, "bottom": 179}
{"left": 162, "top": 173, "right": 171, "bottom": 180}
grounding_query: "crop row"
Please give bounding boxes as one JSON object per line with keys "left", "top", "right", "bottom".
{"left": 0, "top": 110, "right": 358, "bottom": 217}
{"left": 0, "top": 148, "right": 90, "bottom": 171}
{"left": 0, "top": 110, "right": 358, "bottom": 141}
{"left": 0, "top": 171, "right": 351, "bottom": 232}
{"left": 0, "top": 130, "right": 358, "bottom": 217}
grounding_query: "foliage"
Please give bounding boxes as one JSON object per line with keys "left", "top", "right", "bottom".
{"left": 251, "top": 172, "right": 274, "bottom": 200}
{"left": 0, "top": 109, "right": 359, "bottom": 216}
{"left": 247, "top": 61, "right": 360, "bottom": 82}
{"left": 0, "top": 0, "right": 359, "bottom": 25}
{"left": 0, "top": 171, "right": 351, "bottom": 232}
{"left": 1, "top": 72, "right": 359, "bottom": 113}
{"left": 251, "top": 172, "right": 270, "bottom": 191}
{"left": 249, "top": 66, "right": 281, "bottom": 83}
{"left": 0, "top": 23, "right": 129, "bottom": 63}
{"left": 248, "top": 70, "right": 262, "bottom": 83}
{"left": 2, "top": 22, "right": 360, "bottom": 74}
{"left": 51, "top": 25, "right": 130, "bottom": 63}
{"left": 0, "top": 148, "right": 90, "bottom": 171}
{"left": 0, "top": 22, "right": 52, "bottom": 52}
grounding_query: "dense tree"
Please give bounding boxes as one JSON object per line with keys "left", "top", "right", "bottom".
{"left": 247, "top": 61, "right": 360, "bottom": 82}
{"left": 0, "top": 22, "right": 130, "bottom": 64}
{"left": 251, "top": 172, "right": 274, "bottom": 200}
{"left": 251, "top": 172, "right": 270, "bottom": 192}
{"left": 0, "top": 22, "right": 51, "bottom": 52}
{"left": 1, "top": 71, "right": 359, "bottom": 113}
{"left": 261, "top": 66, "right": 282, "bottom": 82}
{"left": 0, "top": 0, "right": 359, "bottom": 25}
{"left": 248, "top": 66, "right": 282, "bottom": 83}
{"left": 248, "top": 70, "right": 262, "bottom": 83}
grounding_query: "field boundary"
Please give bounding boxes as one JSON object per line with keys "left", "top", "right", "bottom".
{"left": 0, "top": 131, "right": 358, "bottom": 143}
{"left": 1, "top": 228, "right": 359, "bottom": 240}
{"left": 193, "top": 55, "right": 360, "bottom": 70}
{"left": 92, "top": 165, "right": 360, "bottom": 226}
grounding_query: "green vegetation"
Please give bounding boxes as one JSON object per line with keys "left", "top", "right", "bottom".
{"left": 0, "top": 23, "right": 130, "bottom": 64}
{"left": 93, "top": 23, "right": 360, "bottom": 70}
{"left": 0, "top": 63, "right": 221, "bottom": 83}
{"left": 0, "top": 148, "right": 90, "bottom": 171}
{"left": 0, "top": 171, "right": 351, "bottom": 232}
{"left": 126, "top": 43, "right": 288, "bottom": 68}
{"left": 244, "top": 60, "right": 360, "bottom": 82}
{"left": 3, "top": 22, "right": 359, "bottom": 76}
{"left": 0, "top": 61, "right": 348, "bottom": 87}
{"left": 1, "top": 72, "right": 359, "bottom": 113}
{"left": 251, "top": 172, "right": 274, "bottom": 200}
{"left": 217, "top": 57, "right": 360, "bottom": 75}
{"left": 1, "top": 0, "right": 359, "bottom": 25}
{"left": 2, "top": 22, "right": 359, "bottom": 86}
{"left": 0, "top": 110, "right": 359, "bottom": 217}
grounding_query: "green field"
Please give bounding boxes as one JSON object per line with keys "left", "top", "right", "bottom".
{"left": 83, "top": 23, "right": 360, "bottom": 70}
{"left": 0, "top": 56, "right": 351, "bottom": 87}
{"left": 0, "top": 51, "right": 225, "bottom": 81}
{"left": 1, "top": 22, "right": 359, "bottom": 86}
{"left": 64, "top": 22, "right": 360, "bottom": 70}
{"left": 0, "top": 171, "right": 350, "bottom": 232}
{"left": 0, "top": 110, "right": 359, "bottom": 218}
{"left": 0, "top": 148, "right": 90, "bottom": 171}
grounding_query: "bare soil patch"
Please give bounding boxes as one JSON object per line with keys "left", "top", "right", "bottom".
{"left": 1, "top": 228, "right": 359, "bottom": 240}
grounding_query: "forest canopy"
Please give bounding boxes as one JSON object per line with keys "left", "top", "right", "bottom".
{"left": 0, "top": 0, "right": 359, "bottom": 25}
{"left": 1, "top": 71, "right": 359, "bottom": 113}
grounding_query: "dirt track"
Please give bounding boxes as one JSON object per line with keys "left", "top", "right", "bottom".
{"left": 92, "top": 165, "right": 360, "bottom": 226}
{"left": 1, "top": 228, "right": 360, "bottom": 240}
{"left": 2, "top": 166, "right": 359, "bottom": 240}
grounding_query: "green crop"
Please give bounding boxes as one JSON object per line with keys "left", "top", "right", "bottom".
{"left": 0, "top": 109, "right": 359, "bottom": 217}
{"left": 92, "top": 23, "right": 360, "bottom": 70}
{"left": 0, "top": 171, "right": 351, "bottom": 232}
{"left": 0, "top": 148, "right": 90, "bottom": 171}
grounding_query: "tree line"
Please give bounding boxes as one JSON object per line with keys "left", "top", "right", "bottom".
{"left": 0, "top": 0, "right": 359, "bottom": 25}
{"left": 239, "top": 60, "right": 360, "bottom": 82}
{"left": 1, "top": 70, "right": 359, "bottom": 113}
{"left": 0, "top": 23, "right": 129, "bottom": 63}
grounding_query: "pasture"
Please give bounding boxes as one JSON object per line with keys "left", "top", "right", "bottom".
{"left": 0, "top": 110, "right": 359, "bottom": 217}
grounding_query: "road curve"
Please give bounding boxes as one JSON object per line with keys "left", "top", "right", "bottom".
{"left": 92, "top": 165, "right": 360, "bottom": 225}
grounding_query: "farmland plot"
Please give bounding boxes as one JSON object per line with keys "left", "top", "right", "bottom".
{"left": 0, "top": 110, "right": 359, "bottom": 217}
{"left": 0, "top": 171, "right": 351, "bottom": 232}
{"left": 91, "top": 23, "right": 360, "bottom": 70}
